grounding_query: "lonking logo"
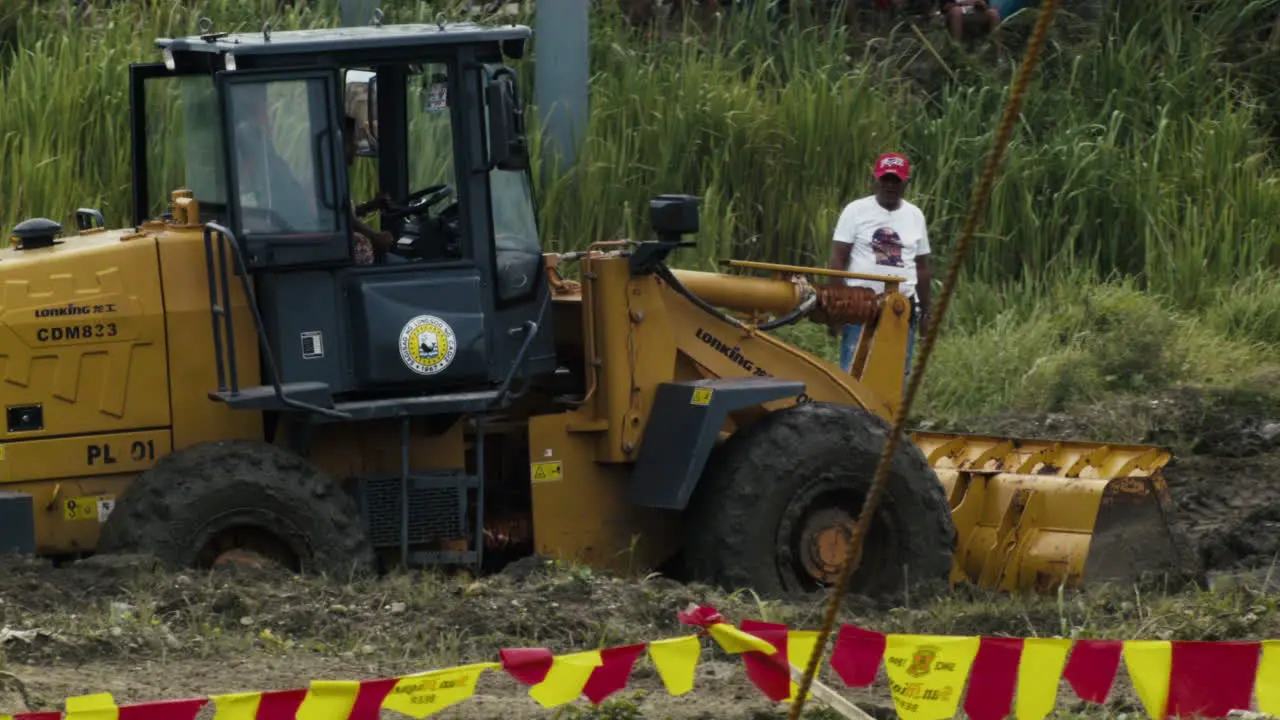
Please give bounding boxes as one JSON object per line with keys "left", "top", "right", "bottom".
{"left": 33, "top": 302, "right": 117, "bottom": 319}
{"left": 693, "top": 327, "right": 813, "bottom": 404}
{"left": 695, "top": 327, "right": 769, "bottom": 376}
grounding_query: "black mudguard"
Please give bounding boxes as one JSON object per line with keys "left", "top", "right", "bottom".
{"left": 626, "top": 377, "right": 806, "bottom": 511}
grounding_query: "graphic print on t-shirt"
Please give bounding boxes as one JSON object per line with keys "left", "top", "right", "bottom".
{"left": 871, "top": 226, "right": 904, "bottom": 267}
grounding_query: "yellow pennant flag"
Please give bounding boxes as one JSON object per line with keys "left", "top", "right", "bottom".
{"left": 1122, "top": 640, "right": 1172, "bottom": 720}
{"left": 881, "top": 634, "right": 981, "bottom": 720}
{"left": 65, "top": 693, "right": 118, "bottom": 720}
{"left": 209, "top": 692, "right": 264, "bottom": 720}
{"left": 785, "top": 630, "right": 820, "bottom": 703}
{"left": 382, "top": 663, "right": 496, "bottom": 719}
{"left": 1014, "top": 638, "right": 1072, "bottom": 720}
{"left": 648, "top": 635, "right": 702, "bottom": 696}
{"left": 1257, "top": 640, "right": 1280, "bottom": 715}
{"left": 295, "top": 681, "right": 360, "bottom": 720}
{"left": 709, "top": 623, "right": 776, "bottom": 655}
{"left": 528, "top": 651, "right": 603, "bottom": 708}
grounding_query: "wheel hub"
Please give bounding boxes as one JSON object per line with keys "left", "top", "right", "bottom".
{"left": 797, "top": 507, "right": 860, "bottom": 585}
{"left": 212, "top": 548, "right": 277, "bottom": 570}
{"left": 198, "top": 526, "right": 300, "bottom": 572}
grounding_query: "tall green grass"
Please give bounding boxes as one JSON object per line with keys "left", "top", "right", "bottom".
{"left": 1, "top": 0, "right": 1277, "bottom": 424}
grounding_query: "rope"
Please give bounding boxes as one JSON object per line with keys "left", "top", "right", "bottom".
{"left": 785, "top": 2, "right": 1061, "bottom": 717}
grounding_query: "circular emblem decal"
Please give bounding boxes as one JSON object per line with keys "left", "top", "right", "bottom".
{"left": 398, "top": 315, "right": 457, "bottom": 376}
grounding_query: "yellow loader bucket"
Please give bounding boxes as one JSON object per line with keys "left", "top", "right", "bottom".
{"left": 911, "top": 431, "right": 1186, "bottom": 593}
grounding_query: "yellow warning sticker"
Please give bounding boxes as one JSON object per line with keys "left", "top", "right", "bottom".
{"left": 691, "top": 388, "right": 714, "bottom": 406}
{"left": 64, "top": 495, "right": 115, "bottom": 522}
{"left": 531, "top": 461, "right": 563, "bottom": 482}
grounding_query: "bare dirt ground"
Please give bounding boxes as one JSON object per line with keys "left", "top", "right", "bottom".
{"left": 0, "top": 387, "right": 1276, "bottom": 719}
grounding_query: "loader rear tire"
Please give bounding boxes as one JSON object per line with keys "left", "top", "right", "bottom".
{"left": 97, "top": 440, "right": 376, "bottom": 578}
{"left": 684, "top": 402, "right": 956, "bottom": 600}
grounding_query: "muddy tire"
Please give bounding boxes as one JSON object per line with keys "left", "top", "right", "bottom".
{"left": 97, "top": 440, "right": 376, "bottom": 577}
{"left": 684, "top": 402, "right": 956, "bottom": 600}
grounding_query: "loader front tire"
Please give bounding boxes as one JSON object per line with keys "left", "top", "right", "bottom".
{"left": 97, "top": 440, "right": 376, "bottom": 578}
{"left": 684, "top": 402, "right": 956, "bottom": 600}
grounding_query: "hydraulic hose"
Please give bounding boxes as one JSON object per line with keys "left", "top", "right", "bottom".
{"left": 656, "top": 263, "right": 816, "bottom": 332}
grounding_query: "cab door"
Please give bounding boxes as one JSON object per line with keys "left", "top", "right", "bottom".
{"left": 216, "top": 68, "right": 352, "bottom": 269}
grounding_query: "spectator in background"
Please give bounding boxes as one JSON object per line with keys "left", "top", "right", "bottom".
{"left": 827, "top": 152, "right": 933, "bottom": 382}
{"left": 941, "top": 0, "right": 1002, "bottom": 50}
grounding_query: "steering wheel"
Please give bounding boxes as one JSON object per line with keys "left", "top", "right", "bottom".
{"left": 383, "top": 183, "right": 455, "bottom": 222}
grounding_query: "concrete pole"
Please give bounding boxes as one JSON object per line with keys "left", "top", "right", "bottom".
{"left": 339, "top": 0, "right": 377, "bottom": 26}
{"left": 534, "top": 0, "right": 590, "bottom": 179}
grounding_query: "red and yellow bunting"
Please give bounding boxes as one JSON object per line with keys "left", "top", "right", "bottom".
{"left": 4, "top": 605, "right": 1280, "bottom": 719}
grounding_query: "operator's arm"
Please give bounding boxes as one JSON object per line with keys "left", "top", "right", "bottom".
{"left": 826, "top": 204, "right": 857, "bottom": 337}
{"left": 350, "top": 206, "right": 394, "bottom": 253}
{"left": 914, "top": 208, "right": 933, "bottom": 330}
{"left": 829, "top": 204, "right": 855, "bottom": 287}
{"left": 915, "top": 254, "right": 932, "bottom": 324}
{"left": 354, "top": 191, "right": 393, "bottom": 218}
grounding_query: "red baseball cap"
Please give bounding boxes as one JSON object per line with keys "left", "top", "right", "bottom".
{"left": 873, "top": 152, "right": 911, "bottom": 180}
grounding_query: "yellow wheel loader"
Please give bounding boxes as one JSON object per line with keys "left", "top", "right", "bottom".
{"left": 0, "top": 19, "right": 1186, "bottom": 597}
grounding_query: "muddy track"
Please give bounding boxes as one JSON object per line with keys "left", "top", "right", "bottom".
{"left": 1166, "top": 454, "right": 1280, "bottom": 574}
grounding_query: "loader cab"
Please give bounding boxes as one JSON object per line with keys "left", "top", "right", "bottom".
{"left": 130, "top": 21, "right": 556, "bottom": 419}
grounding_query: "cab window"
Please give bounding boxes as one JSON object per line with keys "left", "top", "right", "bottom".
{"left": 407, "top": 65, "right": 457, "bottom": 192}
{"left": 226, "top": 79, "right": 340, "bottom": 236}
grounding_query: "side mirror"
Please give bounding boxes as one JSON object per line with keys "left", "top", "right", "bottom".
{"left": 484, "top": 67, "right": 529, "bottom": 172}
{"left": 344, "top": 69, "right": 378, "bottom": 157}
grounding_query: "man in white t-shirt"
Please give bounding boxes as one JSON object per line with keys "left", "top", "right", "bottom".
{"left": 827, "top": 152, "right": 934, "bottom": 379}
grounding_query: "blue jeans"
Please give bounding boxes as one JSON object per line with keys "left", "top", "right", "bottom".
{"left": 990, "top": 0, "right": 1032, "bottom": 16}
{"left": 839, "top": 317, "right": 918, "bottom": 393}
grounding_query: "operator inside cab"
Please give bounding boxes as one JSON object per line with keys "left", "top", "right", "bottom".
{"left": 228, "top": 82, "right": 321, "bottom": 234}
{"left": 342, "top": 114, "right": 399, "bottom": 266}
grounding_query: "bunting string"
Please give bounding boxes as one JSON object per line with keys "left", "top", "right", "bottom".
{"left": 1, "top": 605, "right": 1276, "bottom": 720}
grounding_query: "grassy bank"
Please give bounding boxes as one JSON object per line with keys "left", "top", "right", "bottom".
{"left": 1, "top": 0, "right": 1277, "bottom": 427}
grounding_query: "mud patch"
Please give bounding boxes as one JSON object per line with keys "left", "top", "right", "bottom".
{"left": 1165, "top": 453, "right": 1280, "bottom": 573}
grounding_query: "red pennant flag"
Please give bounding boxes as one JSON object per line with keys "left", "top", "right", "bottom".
{"left": 1166, "top": 641, "right": 1261, "bottom": 718}
{"left": 349, "top": 678, "right": 398, "bottom": 720}
{"left": 830, "top": 624, "right": 886, "bottom": 687}
{"left": 582, "top": 644, "right": 647, "bottom": 704}
{"left": 119, "top": 698, "right": 208, "bottom": 720}
{"left": 964, "top": 637, "right": 1025, "bottom": 720}
{"left": 1064, "top": 639, "right": 1123, "bottom": 703}
{"left": 255, "top": 688, "right": 307, "bottom": 720}
{"left": 739, "top": 620, "right": 791, "bottom": 702}
{"left": 678, "top": 606, "right": 724, "bottom": 628}
{"left": 500, "top": 647, "right": 555, "bottom": 686}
